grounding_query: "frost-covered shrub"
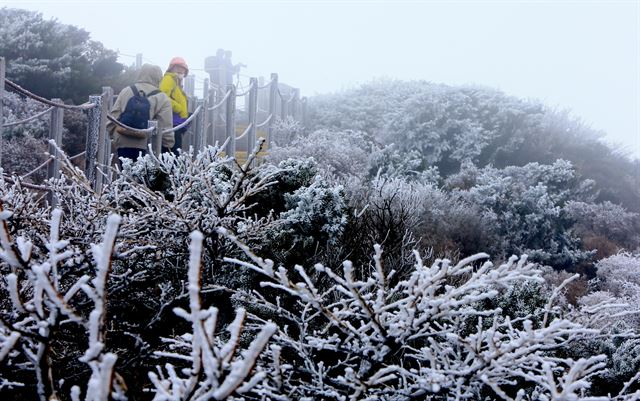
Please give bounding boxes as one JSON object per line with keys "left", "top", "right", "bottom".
{"left": 1, "top": 147, "right": 639, "bottom": 399}
{"left": 0, "top": 145, "right": 350, "bottom": 399}
{"left": 0, "top": 134, "right": 49, "bottom": 181}
{"left": 451, "top": 160, "right": 596, "bottom": 268}
{"left": 566, "top": 201, "right": 640, "bottom": 253}
{"left": 279, "top": 176, "right": 347, "bottom": 243}
{"left": 270, "top": 115, "right": 304, "bottom": 146}
{"left": 308, "top": 79, "right": 640, "bottom": 213}
{"left": 222, "top": 232, "right": 639, "bottom": 400}
{"left": 594, "top": 253, "right": 640, "bottom": 328}
{"left": 268, "top": 129, "right": 377, "bottom": 179}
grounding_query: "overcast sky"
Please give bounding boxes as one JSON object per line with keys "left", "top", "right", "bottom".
{"left": 2, "top": 0, "right": 639, "bottom": 157}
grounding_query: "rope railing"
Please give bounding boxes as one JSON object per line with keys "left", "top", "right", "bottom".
{"left": 234, "top": 80, "right": 255, "bottom": 97}
{"left": 256, "top": 113, "right": 273, "bottom": 128}
{"left": 5, "top": 79, "right": 98, "bottom": 110}
{"left": 258, "top": 77, "right": 276, "bottom": 90}
{"left": 19, "top": 158, "right": 53, "bottom": 179}
{"left": 106, "top": 114, "right": 156, "bottom": 134}
{"left": 0, "top": 55, "right": 300, "bottom": 191}
{"left": 208, "top": 90, "right": 232, "bottom": 111}
{"left": 3, "top": 149, "right": 86, "bottom": 181}
{"left": 70, "top": 151, "right": 86, "bottom": 161}
{"left": 235, "top": 123, "right": 253, "bottom": 141}
{"left": 161, "top": 105, "right": 202, "bottom": 134}
{"left": 1, "top": 106, "right": 54, "bottom": 128}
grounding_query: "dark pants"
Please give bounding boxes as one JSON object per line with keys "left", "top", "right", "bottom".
{"left": 117, "top": 147, "right": 146, "bottom": 163}
{"left": 172, "top": 127, "right": 187, "bottom": 153}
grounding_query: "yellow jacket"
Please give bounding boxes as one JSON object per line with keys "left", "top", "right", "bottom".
{"left": 160, "top": 72, "right": 189, "bottom": 118}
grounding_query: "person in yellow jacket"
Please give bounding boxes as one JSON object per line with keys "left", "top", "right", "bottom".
{"left": 160, "top": 57, "right": 190, "bottom": 153}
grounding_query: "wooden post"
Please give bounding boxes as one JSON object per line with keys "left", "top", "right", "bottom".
{"left": 301, "top": 96, "right": 308, "bottom": 127}
{"left": 267, "top": 73, "right": 278, "bottom": 150}
{"left": 85, "top": 94, "right": 102, "bottom": 187}
{"left": 183, "top": 95, "right": 195, "bottom": 151}
{"left": 280, "top": 90, "right": 287, "bottom": 121}
{"left": 47, "top": 100, "right": 63, "bottom": 206}
{"left": 0, "top": 57, "right": 5, "bottom": 168}
{"left": 148, "top": 120, "right": 160, "bottom": 156}
{"left": 193, "top": 98, "right": 203, "bottom": 154}
{"left": 225, "top": 84, "right": 236, "bottom": 157}
{"left": 247, "top": 77, "right": 258, "bottom": 163}
{"left": 185, "top": 75, "right": 195, "bottom": 98}
{"left": 92, "top": 89, "right": 110, "bottom": 193}
{"left": 47, "top": 101, "right": 63, "bottom": 180}
{"left": 135, "top": 53, "right": 143, "bottom": 69}
{"left": 290, "top": 88, "right": 300, "bottom": 121}
{"left": 207, "top": 84, "right": 216, "bottom": 147}
{"left": 100, "top": 86, "right": 113, "bottom": 184}
{"left": 202, "top": 78, "right": 211, "bottom": 148}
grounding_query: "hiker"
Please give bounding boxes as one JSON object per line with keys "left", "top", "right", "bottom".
{"left": 160, "top": 57, "right": 190, "bottom": 153}
{"left": 107, "top": 64, "right": 174, "bottom": 163}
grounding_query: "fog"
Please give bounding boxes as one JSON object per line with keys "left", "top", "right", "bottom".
{"left": 3, "top": 0, "right": 639, "bottom": 157}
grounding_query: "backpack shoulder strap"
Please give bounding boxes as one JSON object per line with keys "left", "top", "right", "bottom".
{"left": 130, "top": 85, "right": 140, "bottom": 97}
{"left": 147, "top": 89, "right": 161, "bottom": 97}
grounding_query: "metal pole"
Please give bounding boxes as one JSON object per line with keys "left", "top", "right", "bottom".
{"left": 0, "top": 57, "right": 5, "bottom": 168}
{"left": 267, "top": 73, "right": 278, "bottom": 150}
{"left": 135, "top": 53, "right": 143, "bottom": 69}
{"left": 225, "top": 84, "right": 236, "bottom": 157}
{"left": 247, "top": 77, "right": 258, "bottom": 163}
{"left": 150, "top": 120, "right": 161, "bottom": 156}
{"left": 85, "top": 95, "right": 102, "bottom": 187}
{"left": 47, "top": 101, "right": 63, "bottom": 206}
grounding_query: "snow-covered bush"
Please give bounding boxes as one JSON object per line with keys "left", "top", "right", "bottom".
{"left": 449, "top": 160, "right": 596, "bottom": 268}
{"left": 222, "top": 229, "right": 639, "bottom": 400}
{"left": 1, "top": 146, "right": 639, "bottom": 399}
{"left": 270, "top": 116, "right": 304, "bottom": 146}
{"left": 268, "top": 129, "right": 374, "bottom": 178}
{"left": 566, "top": 201, "right": 640, "bottom": 255}
{"left": 307, "top": 79, "right": 640, "bottom": 213}
{"left": 268, "top": 128, "right": 439, "bottom": 183}
{"left": 594, "top": 253, "right": 640, "bottom": 328}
